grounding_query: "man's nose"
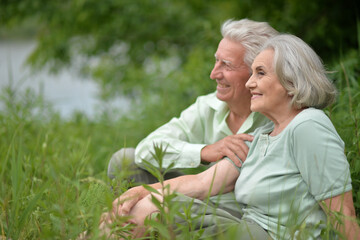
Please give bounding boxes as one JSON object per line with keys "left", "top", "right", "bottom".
{"left": 210, "top": 62, "right": 222, "bottom": 80}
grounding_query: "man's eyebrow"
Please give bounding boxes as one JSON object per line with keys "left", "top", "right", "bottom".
{"left": 214, "top": 54, "right": 233, "bottom": 65}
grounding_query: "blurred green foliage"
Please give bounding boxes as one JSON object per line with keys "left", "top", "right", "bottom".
{"left": 1, "top": 1, "right": 360, "bottom": 238}
{"left": 1, "top": 0, "right": 359, "bottom": 128}
{"left": 0, "top": 84, "right": 127, "bottom": 239}
{"left": 329, "top": 47, "right": 360, "bottom": 211}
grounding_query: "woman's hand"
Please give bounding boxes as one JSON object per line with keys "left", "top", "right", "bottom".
{"left": 100, "top": 193, "right": 160, "bottom": 239}
{"left": 112, "top": 185, "right": 148, "bottom": 217}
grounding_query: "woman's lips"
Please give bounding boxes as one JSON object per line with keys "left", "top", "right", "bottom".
{"left": 251, "top": 92, "right": 262, "bottom": 100}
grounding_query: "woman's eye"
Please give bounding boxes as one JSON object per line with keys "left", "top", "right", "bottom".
{"left": 258, "top": 71, "right": 265, "bottom": 76}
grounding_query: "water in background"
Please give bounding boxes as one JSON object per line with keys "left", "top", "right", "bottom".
{"left": 0, "top": 39, "right": 129, "bottom": 119}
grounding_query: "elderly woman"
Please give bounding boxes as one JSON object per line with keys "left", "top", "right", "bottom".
{"left": 103, "top": 34, "right": 360, "bottom": 239}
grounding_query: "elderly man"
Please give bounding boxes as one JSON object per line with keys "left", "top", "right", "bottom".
{"left": 108, "top": 19, "right": 278, "bottom": 185}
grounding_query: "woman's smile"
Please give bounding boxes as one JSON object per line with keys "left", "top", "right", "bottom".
{"left": 250, "top": 92, "right": 262, "bottom": 100}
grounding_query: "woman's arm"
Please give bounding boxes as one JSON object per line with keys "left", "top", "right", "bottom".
{"left": 321, "top": 191, "right": 360, "bottom": 240}
{"left": 104, "top": 160, "right": 240, "bottom": 238}
{"left": 99, "top": 194, "right": 159, "bottom": 239}
{"left": 112, "top": 159, "right": 240, "bottom": 216}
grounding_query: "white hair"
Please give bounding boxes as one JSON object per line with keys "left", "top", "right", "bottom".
{"left": 262, "top": 34, "right": 337, "bottom": 109}
{"left": 221, "top": 19, "right": 278, "bottom": 69}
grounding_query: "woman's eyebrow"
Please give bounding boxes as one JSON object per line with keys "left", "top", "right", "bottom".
{"left": 255, "top": 65, "right": 265, "bottom": 71}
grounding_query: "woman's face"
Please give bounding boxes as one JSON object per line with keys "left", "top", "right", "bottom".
{"left": 245, "top": 49, "right": 292, "bottom": 118}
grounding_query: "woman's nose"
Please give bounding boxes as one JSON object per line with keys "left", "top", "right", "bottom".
{"left": 245, "top": 75, "right": 255, "bottom": 89}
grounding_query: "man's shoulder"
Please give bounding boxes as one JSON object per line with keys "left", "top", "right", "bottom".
{"left": 196, "top": 91, "right": 217, "bottom": 101}
{"left": 195, "top": 91, "right": 226, "bottom": 111}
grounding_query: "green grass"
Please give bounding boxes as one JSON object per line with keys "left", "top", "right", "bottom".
{"left": 1, "top": 50, "right": 360, "bottom": 239}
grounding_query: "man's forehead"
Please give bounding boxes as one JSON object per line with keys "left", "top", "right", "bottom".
{"left": 214, "top": 53, "right": 232, "bottom": 63}
{"left": 214, "top": 51, "right": 244, "bottom": 66}
{"left": 215, "top": 39, "right": 245, "bottom": 62}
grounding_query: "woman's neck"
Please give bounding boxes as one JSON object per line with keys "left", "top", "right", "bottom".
{"left": 269, "top": 108, "right": 303, "bottom": 136}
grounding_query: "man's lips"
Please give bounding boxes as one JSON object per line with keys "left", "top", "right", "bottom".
{"left": 216, "top": 81, "right": 230, "bottom": 88}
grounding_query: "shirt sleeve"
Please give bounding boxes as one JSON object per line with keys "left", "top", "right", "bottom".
{"left": 292, "top": 119, "right": 352, "bottom": 201}
{"left": 223, "top": 157, "right": 242, "bottom": 173}
{"left": 135, "top": 97, "right": 209, "bottom": 170}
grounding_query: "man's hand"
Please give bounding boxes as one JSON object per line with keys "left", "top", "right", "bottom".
{"left": 201, "top": 133, "right": 254, "bottom": 167}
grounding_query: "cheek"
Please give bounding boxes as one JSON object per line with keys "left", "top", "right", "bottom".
{"left": 276, "top": 86, "right": 289, "bottom": 98}
{"left": 271, "top": 89, "right": 290, "bottom": 104}
{"left": 232, "top": 70, "right": 250, "bottom": 82}
{"left": 235, "top": 76, "right": 250, "bottom": 89}
{"left": 233, "top": 82, "right": 248, "bottom": 94}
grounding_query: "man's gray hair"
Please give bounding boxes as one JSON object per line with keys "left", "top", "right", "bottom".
{"left": 221, "top": 19, "right": 278, "bottom": 69}
{"left": 262, "top": 34, "right": 337, "bottom": 109}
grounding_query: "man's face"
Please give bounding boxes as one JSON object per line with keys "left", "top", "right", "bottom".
{"left": 210, "top": 38, "right": 251, "bottom": 106}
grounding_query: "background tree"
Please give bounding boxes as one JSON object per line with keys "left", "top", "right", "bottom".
{"left": 1, "top": 0, "right": 359, "bottom": 127}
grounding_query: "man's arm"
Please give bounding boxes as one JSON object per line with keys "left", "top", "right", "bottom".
{"left": 321, "top": 191, "right": 360, "bottom": 240}
{"left": 135, "top": 96, "right": 210, "bottom": 170}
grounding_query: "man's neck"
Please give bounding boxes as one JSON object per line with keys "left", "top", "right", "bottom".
{"left": 226, "top": 106, "right": 252, "bottom": 134}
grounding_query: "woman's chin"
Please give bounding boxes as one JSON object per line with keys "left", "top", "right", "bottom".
{"left": 250, "top": 106, "right": 259, "bottom": 112}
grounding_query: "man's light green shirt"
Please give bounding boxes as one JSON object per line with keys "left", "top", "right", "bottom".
{"left": 135, "top": 92, "right": 270, "bottom": 169}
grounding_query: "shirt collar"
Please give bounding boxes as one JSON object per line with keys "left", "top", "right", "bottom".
{"left": 206, "top": 91, "right": 228, "bottom": 112}
{"left": 206, "top": 91, "right": 268, "bottom": 134}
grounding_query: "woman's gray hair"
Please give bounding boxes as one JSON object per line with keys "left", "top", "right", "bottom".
{"left": 262, "top": 34, "right": 337, "bottom": 109}
{"left": 221, "top": 19, "right": 278, "bottom": 69}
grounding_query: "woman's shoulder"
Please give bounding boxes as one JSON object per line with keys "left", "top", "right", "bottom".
{"left": 253, "top": 121, "right": 274, "bottom": 135}
{"left": 296, "top": 107, "right": 326, "bottom": 118}
{"left": 291, "top": 108, "right": 332, "bottom": 127}
{"left": 253, "top": 108, "right": 333, "bottom": 137}
{"left": 290, "top": 108, "right": 342, "bottom": 140}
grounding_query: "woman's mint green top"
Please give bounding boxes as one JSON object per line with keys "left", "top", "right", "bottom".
{"left": 235, "top": 108, "right": 352, "bottom": 239}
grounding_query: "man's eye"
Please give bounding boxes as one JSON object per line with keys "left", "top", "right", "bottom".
{"left": 225, "top": 63, "right": 236, "bottom": 70}
{"left": 258, "top": 71, "right": 265, "bottom": 76}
